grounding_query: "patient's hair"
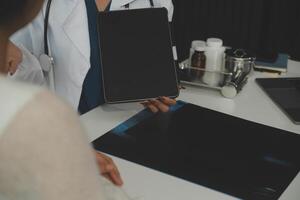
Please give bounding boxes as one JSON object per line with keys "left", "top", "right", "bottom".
{"left": 0, "top": 0, "right": 29, "bottom": 27}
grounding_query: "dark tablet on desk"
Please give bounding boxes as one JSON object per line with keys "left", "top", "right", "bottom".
{"left": 256, "top": 77, "right": 300, "bottom": 124}
{"left": 93, "top": 101, "right": 300, "bottom": 200}
{"left": 97, "top": 8, "right": 179, "bottom": 103}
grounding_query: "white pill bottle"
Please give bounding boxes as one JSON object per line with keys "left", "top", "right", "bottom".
{"left": 202, "top": 38, "right": 225, "bottom": 87}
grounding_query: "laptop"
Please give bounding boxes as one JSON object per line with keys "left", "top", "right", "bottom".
{"left": 256, "top": 77, "right": 300, "bottom": 124}
{"left": 97, "top": 8, "right": 179, "bottom": 103}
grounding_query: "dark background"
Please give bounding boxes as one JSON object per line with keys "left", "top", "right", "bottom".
{"left": 172, "top": 0, "right": 300, "bottom": 62}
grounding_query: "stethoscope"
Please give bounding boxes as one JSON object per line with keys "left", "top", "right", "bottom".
{"left": 39, "top": 0, "right": 55, "bottom": 91}
{"left": 40, "top": 0, "right": 154, "bottom": 91}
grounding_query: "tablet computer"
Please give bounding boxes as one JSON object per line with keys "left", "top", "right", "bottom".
{"left": 97, "top": 8, "right": 179, "bottom": 103}
{"left": 93, "top": 101, "right": 300, "bottom": 200}
{"left": 256, "top": 77, "right": 300, "bottom": 124}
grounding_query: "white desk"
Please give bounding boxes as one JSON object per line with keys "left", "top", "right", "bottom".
{"left": 81, "top": 60, "right": 300, "bottom": 200}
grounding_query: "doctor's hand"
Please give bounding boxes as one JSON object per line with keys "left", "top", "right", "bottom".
{"left": 141, "top": 96, "right": 177, "bottom": 113}
{"left": 94, "top": 151, "right": 124, "bottom": 186}
{"left": 6, "top": 41, "right": 22, "bottom": 75}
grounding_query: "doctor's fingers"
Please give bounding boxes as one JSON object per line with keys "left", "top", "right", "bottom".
{"left": 141, "top": 101, "right": 159, "bottom": 113}
{"left": 149, "top": 99, "right": 170, "bottom": 113}
{"left": 158, "top": 96, "right": 177, "bottom": 106}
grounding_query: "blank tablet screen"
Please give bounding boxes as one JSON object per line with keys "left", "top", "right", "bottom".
{"left": 97, "top": 8, "right": 179, "bottom": 103}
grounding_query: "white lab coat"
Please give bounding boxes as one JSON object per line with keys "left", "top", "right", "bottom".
{"left": 11, "top": 0, "right": 174, "bottom": 109}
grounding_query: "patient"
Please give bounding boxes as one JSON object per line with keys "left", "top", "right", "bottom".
{"left": 0, "top": 0, "right": 129, "bottom": 199}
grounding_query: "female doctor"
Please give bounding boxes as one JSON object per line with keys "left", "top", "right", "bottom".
{"left": 9, "top": 0, "right": 176, "bottom": 114}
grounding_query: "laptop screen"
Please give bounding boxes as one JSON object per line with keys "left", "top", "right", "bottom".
{"left": 256, "top": 77, "right": 300, "bottom": 124}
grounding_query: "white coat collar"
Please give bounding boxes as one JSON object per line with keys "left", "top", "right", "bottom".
{"left": 60, "top": 0, "right": 141, "bottom": 64}
{"left": 61, "top": 0, "right": 139, "bottom": 64}
{"left": 110, "top": 0, "right": 137, "bottom": 9}
{"left": 62, "top": 0, "right": 90, "bottom": 63}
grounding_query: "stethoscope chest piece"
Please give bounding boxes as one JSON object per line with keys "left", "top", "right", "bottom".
{"left": 39, "top": 54, "right": 54, "bottom": 72}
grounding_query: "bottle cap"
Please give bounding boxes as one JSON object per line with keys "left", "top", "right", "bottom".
{"left": 191, "top": 40, "right": 206, "bottom": 49}
{"left": 207, "top": 38, "right": 223, "bottom": 48}
{"left": 194, "top": 46, "right": 205, "bottom": 52}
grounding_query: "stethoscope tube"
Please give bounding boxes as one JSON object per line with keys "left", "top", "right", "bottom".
{"left": 44, "top": 0, "right": 52, "bottom": 55}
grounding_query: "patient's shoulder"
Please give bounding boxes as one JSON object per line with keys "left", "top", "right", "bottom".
{"left": 24, "top": 88, "right": 78, "bottom": 125}
{"left": 0, "top": 77, "right": 79, "bottom": 137}
{"left": 0, "top": 78, "right": 42, "bottom": 133}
